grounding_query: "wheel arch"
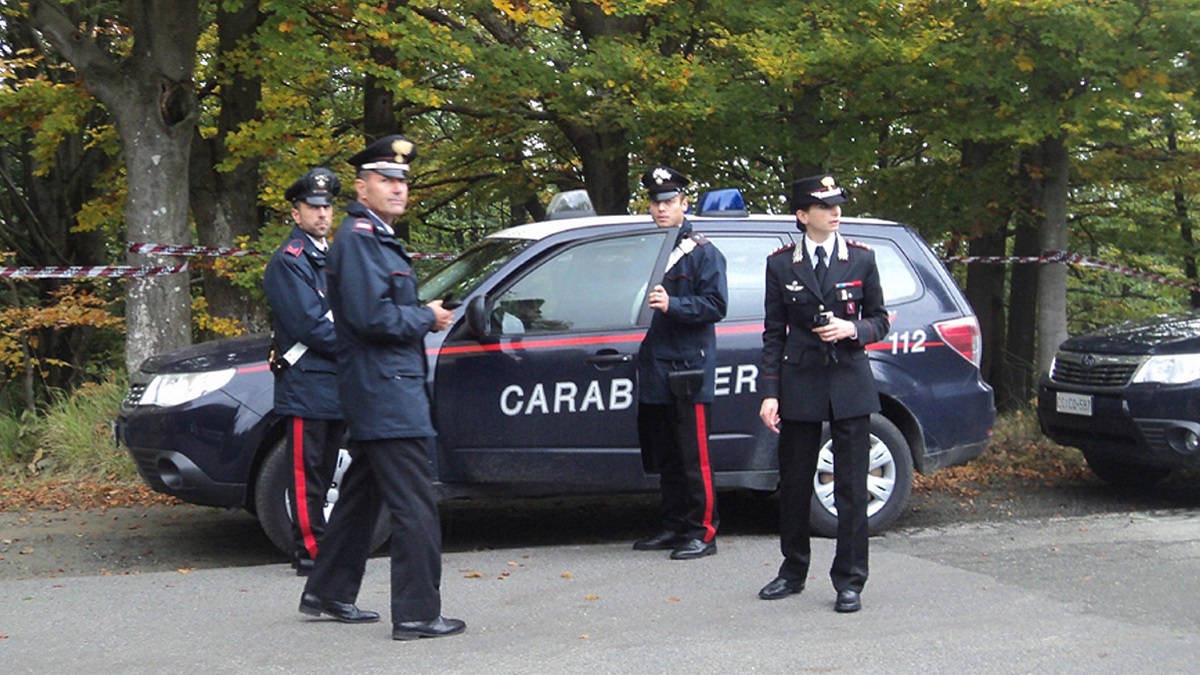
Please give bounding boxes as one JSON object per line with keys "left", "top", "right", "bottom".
{"left": 244, "top": 417, "right": 287, "bottom": 517}
{"left": 878, "top": 394, "right": 926, "bottom": 474}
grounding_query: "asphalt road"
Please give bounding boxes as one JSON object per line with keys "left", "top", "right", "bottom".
{"left": 3, "top": 509, "right": 1200, "bottom": 673}
{"left": 3, "top": 477, "right": 1200, "bottom": 673}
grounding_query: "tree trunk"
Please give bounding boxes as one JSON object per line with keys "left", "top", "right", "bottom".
{"left": 558, "top": 121, "right": 631, "bottom": 215}
{"left": 959, "top": 141, "right": 1010, "bottom": 387}
{"left": 28, "top": 0, "right": 200, "bottom": 372}
{"left": 1168, "top": 129, "right": 1199, "bottom": 309}
{"left": 996, "top": 148, "right": 1042, "bottom": 411}
{"left": 188, "top": 0, "right": 267, "bottom": 335}
{"left": 1035, "top": 133, "right": 1070, "bottom": 376}
{"left": 783, "top": 87, "right": 828, "bottom": 188}
{"left": 363, "top": 12, "right": 407, "bottom": 239}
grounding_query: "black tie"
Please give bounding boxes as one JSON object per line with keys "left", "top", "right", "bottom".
{"left": 815, "top": 246, "right": 828, "bottom": 286}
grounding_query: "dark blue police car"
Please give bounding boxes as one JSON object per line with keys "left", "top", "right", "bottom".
{"left": 116, "top": 191, "right": 995, "bottom": 554}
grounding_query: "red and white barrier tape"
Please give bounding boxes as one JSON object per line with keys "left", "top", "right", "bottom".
{"left": 5, "top": 246, "right": 1188, "bottom": 287}
{"left": 944, "top": 250, "right": 1200, "bottom": 293}
{"left": 128, "top": 243, "right": 257, "bottom": 257}
{"left": 0, "top": 264, "right": 188, "bottom": 279}
{"left": 127, "top": 242, "right": 455, "bottom": 260}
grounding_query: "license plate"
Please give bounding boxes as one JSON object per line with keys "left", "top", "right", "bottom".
{"left": 1056, "top": 392, "right": 1093, "bottom": 416}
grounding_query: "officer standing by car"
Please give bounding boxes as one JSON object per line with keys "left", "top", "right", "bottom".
{"left": 632, "top": 166, "right": 729, "bottom": 561}
{"left": 297, "top": 134, "right": 464, "bottom": 641}
{"left": 756, "top": 175, "right": 890, "bottom": 613}
{"left": 262, "top": 168, "right": 345, "bottom": 576}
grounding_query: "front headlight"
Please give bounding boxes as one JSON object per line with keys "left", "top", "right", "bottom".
{"left": 138, "top": 369, "right": 237, "bottom": 407}
{"left": 1131, "top": 354, "right": 1200, "bottom": 385}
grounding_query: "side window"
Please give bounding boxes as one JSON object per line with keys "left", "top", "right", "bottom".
{"left": 493, "top": 233, "right": 668, "bottom": 334}
{"left": 865, "top": 240, "right": 920, "bottom": 306}
{"left": 705, "top": 235, "right": 788, "bottom": 320}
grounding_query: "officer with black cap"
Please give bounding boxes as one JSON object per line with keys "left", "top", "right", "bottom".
{"left": 263, "top": 167, "right": 345, "bottom": 576}
{"left": 631, "top": 165, "right": 729, "bottom": 560}
{"left": 297, "top": 134, "right": 464, "bottom": 641}
{"left": 756, "top": 174, "right": 889, "bottom": 613}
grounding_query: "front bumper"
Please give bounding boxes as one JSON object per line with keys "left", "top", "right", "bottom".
{"left": 1037, "top": 379, "right": 1200, "bottom": 469}
{"left": 115, "top": 392, "right": 270, "bottom": 508}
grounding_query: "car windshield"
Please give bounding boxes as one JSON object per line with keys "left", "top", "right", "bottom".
{"left": 419, "top": 237, "right": 531, "bottom": 303}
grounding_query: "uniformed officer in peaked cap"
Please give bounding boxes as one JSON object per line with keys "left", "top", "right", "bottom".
{"left": 284, "top": 168, "right": 341, "bottom": 206}
{"left": 642, "top": 165, "right": 690, "bottom": 202}
{"left": 297, "top": 134, "right": 465, "bottom": 641}
{"left": 788, "top": 174, "right": 849, "bottom": 215}
{"left": 347, "top": 134, "right": 416, "bottom": 179}
{"left": 263, "top": 167, "right": 345, "bottom": 576}
{"left": 631, "top": 165, "right": 729, "bottom": 561}
{"left": 757, "top": 173, "right": 889, "bottom": 613}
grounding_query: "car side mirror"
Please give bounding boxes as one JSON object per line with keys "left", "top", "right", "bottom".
{"left": 464, "top": 295, "right": 490, "bottom": 339}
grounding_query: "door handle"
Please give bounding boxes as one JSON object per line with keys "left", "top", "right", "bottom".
{"left": 585, "top": 352, "right": 633, "bottom": 365}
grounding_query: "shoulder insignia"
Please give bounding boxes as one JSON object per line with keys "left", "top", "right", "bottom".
{"left": 283, "top": 240, "right": 304, "bottom": 257}
{"left": 352, "top": 218, "right": 374, "bottom": 233}
{"left": 846, "top": 239, "right": 872, "bottom": 251}
{"left": 690, "top": 232, "right": 710, "bottom": 246}
{"left": 769, "top": 243, "right": 796, "bottom": 257}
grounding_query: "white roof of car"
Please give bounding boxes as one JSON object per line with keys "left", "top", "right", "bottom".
{"left": 488, "top": 213, "right": 899, "bottom": 242}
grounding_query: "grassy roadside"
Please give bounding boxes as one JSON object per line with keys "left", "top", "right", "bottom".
{"left": 912, "top": 407, "right": 1091, "bottom": 499}
{"left": 0, "top": 375, "right": 177, "bottom": 510}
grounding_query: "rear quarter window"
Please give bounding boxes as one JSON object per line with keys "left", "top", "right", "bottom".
{"left": 864, "top": 239, "right": 921, "bottom": 306}
{"left": 706, "top": 233, "right": 920, "bottom": 318}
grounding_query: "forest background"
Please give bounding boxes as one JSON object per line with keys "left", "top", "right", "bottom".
{"left": 0, "top": 0, "right": 1197, "bottom": 478}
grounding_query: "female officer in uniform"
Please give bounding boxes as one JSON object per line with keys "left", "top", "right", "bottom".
{"left": 756, "top": 175, "right": 890, "bottom": 613}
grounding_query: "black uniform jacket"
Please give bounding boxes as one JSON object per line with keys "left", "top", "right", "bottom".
{"left": 760, "top": 234, "right": 890, "bottom": 422}
{"left": 636, "top": 219, "right": 728, "bottom": 404}
{"left": 326, "top": 201, "right": 437, "bottom": 440}
{"left": 263, "top": 226, "right": 340, "bottom": 419}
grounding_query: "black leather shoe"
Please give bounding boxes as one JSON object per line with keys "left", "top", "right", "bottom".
{"left": 298, "top": 593, "right": 380, "bottom": 623}
{"left": 293, "top": 557, "right": 314, "bottom": 577}
{"left": 835, "top": 589, "right": 862, "bottom": 613}
{"left": 669, "top": 538, "right": 717, "bottom": 560}
{"left": 633, "top": 530, "right": 686, "bottom": 551}
{"left": 392, "top": 616, "right": 467, "bottom": 641}
{"left": 758, "top": 577, "right": 805, "bottom": 600}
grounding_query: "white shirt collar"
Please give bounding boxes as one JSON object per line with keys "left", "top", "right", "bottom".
{"left": 805, "top": 236, "right": 834, "bottom": 268}
{"left": 306, "top": 234, "right": 328, "bottom": 252}
{"left": 364, "top": 208, "right": 395, "bottom": 236}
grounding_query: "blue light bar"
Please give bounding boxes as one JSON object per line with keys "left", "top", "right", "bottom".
{"left": 696, "top": 189, "right": 748, "bottom": 217}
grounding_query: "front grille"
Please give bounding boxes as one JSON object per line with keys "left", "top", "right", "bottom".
{"left": 1051, "top": 351, "right": 1143, "bottom": 387}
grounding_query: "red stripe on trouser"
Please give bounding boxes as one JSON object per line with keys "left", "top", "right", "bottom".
{"left": 292, "top": 417, "right": 318, "bottom": 558}
{"left": 694, "top": 403, "right": 716, "bottom": 542}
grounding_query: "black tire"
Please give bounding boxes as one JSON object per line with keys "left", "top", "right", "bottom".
{"left": 1082, "top": 450, "right": 1171, "bottom": 491}
{"left": 253, "top": 437, "right": 391, "bottom": 556}
{"left": 808, "top": 414, "right": 914, "bottom": 538}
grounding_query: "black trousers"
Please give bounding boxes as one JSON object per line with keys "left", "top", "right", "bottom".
{"left": 776, "top": 415, "right": 869, "bottom": 592}
{"left": 287, "top": 417, "right": 345, "bottom": 561}
{"left": 638, "top": 401, "right": 719, "bottom": 542}
{"left": 303, "top": 437, "right": 442, "bottom": 624}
